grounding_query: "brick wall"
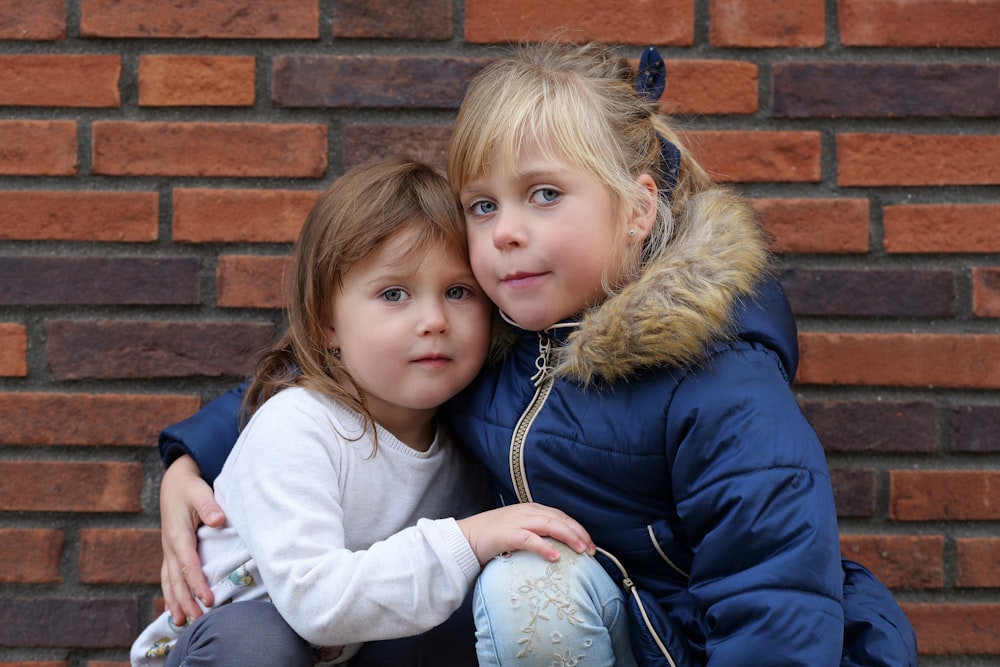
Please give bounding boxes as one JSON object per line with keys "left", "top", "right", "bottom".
{"left": 0, "top": 0, "right": 997, "bottom": 664}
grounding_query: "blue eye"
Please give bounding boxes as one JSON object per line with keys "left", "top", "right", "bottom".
{"left": 470, "top": 200, "right": 498, "bottom": 216}
{"left": 446, "top": 285, "right": 471, "bottom": 300}
{"left": 531, "top": 188, "right": 560, "bottom": 204}
{"left": 381, "top": 288, "right": 405, "bottom": 302}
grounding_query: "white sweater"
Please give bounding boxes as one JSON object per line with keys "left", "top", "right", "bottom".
{"left": 131, "top": 387, "right": 488, "bottom": 666}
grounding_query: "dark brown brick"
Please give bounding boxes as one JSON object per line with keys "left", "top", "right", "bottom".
{"left": 80, "top": 0, "right": 319, "bottom": 39}
{"left": 973, "top": 267, "right": 1000, "bottom": 317}
{"left": 0, "top": 597, "right": 137, "bottom": 648}
{"left": 952, "top": 405, "right": 1000, "bottom": 453}
{"left": 332, "top": 0, "right": 451, "bottom": 39}
{"left": 0, "top": 257, "right": 199, "bottom": 305}
{"left": 92, "top": 121, "right": 327, "bottom": 178}
{"left": 774, "top": 62, "right": 1000, "bottom": 118}
{"left": 0, "top": 191, "right": 158, "bottom": 242}
{"left": 79, "top": 529, "right": 160, "bottom": 584}
{"left": 802, "top": 400, "right": 938, "bottom": 453}
{"left": 0, "top": 529, "right": 64, "bottom": 583}
{"left": 45, "top": 320, "right": 275, "bottom": 380}
{"left": 0, "top": 0, "right": 65, "bottom": 39}
{"left": 273, "top": 56, "right": 485, "bottom": 109}
{"left": 829, "top": 467, "right": 876, "bottom": 518}
{"left": 0, "top": 461, "right": 142, "bottom": 512}
{"left": 342, "top": 124, "right": 453, "bottom": 171}
{"left": 0, "top": 393, "right": 199, "bottom": 446}
{"left": 0, "top": 55, "right": 120, "bottom": 107}
{"left": 779, "top": 268, "right": 955, "bottom": 318}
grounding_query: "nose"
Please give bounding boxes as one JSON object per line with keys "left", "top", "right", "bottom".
{"left": 491, "top": 209, "right": 526, "bottom": 249}
{"left": 418, "top": 299, "right": 448, "bottom": 335}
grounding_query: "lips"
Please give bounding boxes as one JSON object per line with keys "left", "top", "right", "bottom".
{"left": 412, "top": 354, "right": 451, "bottom": 368}
{"left": 501, "top": 271, "right": 547, "bottom": 289}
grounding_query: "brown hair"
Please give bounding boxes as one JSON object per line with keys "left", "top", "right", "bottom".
{"left": 243, "top": 158, "right": 468, "bottom": 439}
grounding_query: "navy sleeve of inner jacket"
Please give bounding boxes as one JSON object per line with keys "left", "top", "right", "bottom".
{"left": 158, "top": 382, "right": 249, "bottom": 485}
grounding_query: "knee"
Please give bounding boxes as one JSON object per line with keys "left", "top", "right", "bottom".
{"left": 185, "top": 601, "right": 312, "bottom": 666}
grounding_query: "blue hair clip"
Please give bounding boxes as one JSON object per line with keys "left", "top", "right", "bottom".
{"left": 634, "top": 46, "right": 681, "bottom": 198}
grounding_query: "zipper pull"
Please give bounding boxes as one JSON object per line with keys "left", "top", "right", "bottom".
{"left": 530, "top": 335, "right": 554, "bottom": 386}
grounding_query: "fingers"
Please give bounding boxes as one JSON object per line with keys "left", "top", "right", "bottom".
{"left": 517, "top": 503, "right": 594, "bottom": 555}
{"left": 195, "top": 496, "right": 225, "bottom": 528}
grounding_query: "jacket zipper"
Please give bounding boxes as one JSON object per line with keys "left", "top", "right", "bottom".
{"left": 509, "top": 334, "right": 555, "bottom": 503}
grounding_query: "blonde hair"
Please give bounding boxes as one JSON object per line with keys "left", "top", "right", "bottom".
{"left": 244, "top": 158, "right": 468, "bottom": 440}
{"left": 448, "top": 41, "right": 713, "bottom": 285}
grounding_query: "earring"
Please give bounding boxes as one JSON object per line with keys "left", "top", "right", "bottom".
{"left": 331, "top": 347, "right": 340, "bottom": 358}
{"left": 628, "top": 229, "right": 637, "bottom": 237}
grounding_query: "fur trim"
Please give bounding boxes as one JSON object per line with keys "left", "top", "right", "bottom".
{"left": 553, "top": 188, "right": 770, "bottom": 384}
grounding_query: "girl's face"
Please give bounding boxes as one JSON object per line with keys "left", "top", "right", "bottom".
{"left": 327, "top": 227, "right": 491, "bottom": 445}
{"left": 459, "top": 141, "right": 652, "bottom": 331}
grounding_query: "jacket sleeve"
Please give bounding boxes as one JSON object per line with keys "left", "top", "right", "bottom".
{"left": 158, "top": 382, "right": 248, "bottom": 485}
{"left": 666, "top": 342, "right": 845, "bottom": 667}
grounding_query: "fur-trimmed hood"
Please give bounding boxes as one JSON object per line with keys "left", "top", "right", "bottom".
{"left": 497, "top": 187, "right": 774, "bottom": 384}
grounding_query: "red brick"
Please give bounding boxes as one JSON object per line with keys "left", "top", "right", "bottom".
{"left": 891, "top": 470, "right": 1000, "bottom": 521}
{"left": 973, "top": 267, "right": 1000, "bottom": 318}
{"left": 464, "top": 0, "right": 694, "bottom": 45}
{"left": 798, "top": 332, "right": 1000, "bottom": 388}
{"left": 342, "top": 124, "right": 453, "bottom": 171}
{"left": 710, "top": 0, "right": 825, "bottom": 47}
{"left": 903, "top": 602, "right": 1000, "bottom": 654}
{"left": 139, "top": 55, "right": 255, "bottom": 107}
{"left": 0, "top": 323, "right": 26, "bottom": 377}
{"left": 217, "top": 255, "right": 290, "bottom": 309}
{"left": 884, "top": 204, "right": 1000, "bottom": 253}
{"left": 657, "top": 60, "right": 758, "bottom": 116}
{"left": 92, "top": 121, "right": 327, "bottom": 178}
{"left": 80, "top": 0, "right": 319, "bottom": 39}
{"left": 838, "top": 133, "right": 1000, "bottom": 187}
{"left": 840, "top": 0, "right": 1000, "bottom": 47}
{"left": 0, "top": 120, "right": 77, "bottom": 176}
{"left": 45, "top": 320, "right": 275, "bottom": 380}
{"left": 682, "top": 131, "right": 822, "bottom": 183}
{"left": 0, "top": 55, "right": 119, "bottom": 107}
{"left": 79, "top": 529, "right": 161, "bottom": 584}
{"left": 0, "top": 461, "right": 142, "bottom": 512}
{"left": 89, "top": 663, "right": 129, "bottom": 667}
{"left": 0, "top": 663, "right": 67, "bottom": 667}
{"left": 752, "top": 197, "right": 869, "bottom": 254}
{"left": 0, "top": 0, "right": 65, "bottom": 40}
{"left": 0, "top": 191, "right": 157, "bottom": 242}
{"left": 956, "top": 538, "right": 1000, "bottom": 588}
{"left": 173, "top": 188, "right": 320, "bottom": 243}
{"left": 0, "top": 393, "right": 199, "bottom": 446}
{"left": 332, "top": 0, "right": 451, "bottom": 39}
{"left": 0, "top": 529, "right": 64, "bottom": 583}
{"left": 0, "top": 597, "right": 138, "bottom": 648}
{"left": 841, "top": 534, "right": 943, "bottom": 589}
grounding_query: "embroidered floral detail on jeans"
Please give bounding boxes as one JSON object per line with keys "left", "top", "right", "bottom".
{"left": 510, "top": 557, "right": 586, "bottom": 662}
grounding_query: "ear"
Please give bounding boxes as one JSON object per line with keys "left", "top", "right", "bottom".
{"left": 325, "top": 325, "right": 339, "bottom": 351}
{"left": 628, "top": 173, "right": 658, "bottom": 243}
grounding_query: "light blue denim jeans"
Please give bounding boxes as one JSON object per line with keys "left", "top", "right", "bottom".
{"left": 474, "top": 538, "right": 639, "bottom": 667}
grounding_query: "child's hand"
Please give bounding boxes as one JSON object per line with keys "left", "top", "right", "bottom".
{"left": 159, "top": 455, "right": 225, "bottom": 625}
{"left": 457, "top": 503, "right": 595, "bottom": 567}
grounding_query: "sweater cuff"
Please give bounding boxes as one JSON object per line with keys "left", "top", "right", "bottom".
{"left": 436, "top": 517, "right": 481, "bottom": 583}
